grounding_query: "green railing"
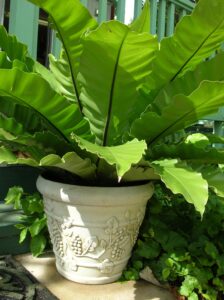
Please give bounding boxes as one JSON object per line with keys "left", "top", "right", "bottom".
{"left": 0, "top": 0, "right": 195, "bottom": 60}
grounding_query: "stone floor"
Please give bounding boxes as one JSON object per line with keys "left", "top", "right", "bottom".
{"left": 15, "top": 253, "right": 175, "bottom": 300}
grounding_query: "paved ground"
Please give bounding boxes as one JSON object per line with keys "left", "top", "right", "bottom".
{"left": 15, "top": 253, "right": 175, "bottom": 300}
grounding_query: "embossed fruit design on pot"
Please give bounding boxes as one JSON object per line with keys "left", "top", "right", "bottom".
{"left": 37, "top": 176, "right": 154, "bottom": 284}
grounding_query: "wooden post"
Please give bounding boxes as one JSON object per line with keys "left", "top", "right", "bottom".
{"left": 9, "top": 0, "right": 39, "bottom": 59}
{"left": 166, "top": 2, "right": 175, "bottom": 36}
{"left": 117, "top": 0, "right": 126, "bottom": 22}
{"left": 81, "top": 0, "right": 88, "bottom": 7}
{"left": 98, "top": 0, "right": 107, "bottom": 22}
{"left": 0, "top": 0, "right": 5, "bottom": 25}
{"left": 150, "top": 0, "right": 157, "bottom": 35}
{"left": 50, "top": 31, "right": 61, "bottom": 59}
{"left": 158, "top": 0, "right": 166, "bottom": 40}
{"left": 134, "top": 0, "right": 142, "bottom": 19}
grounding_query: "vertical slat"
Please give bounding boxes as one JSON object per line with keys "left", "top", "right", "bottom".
{"left": 0, "top": 0, "right": 5, "bottom": 25}
{"left": 214, "top": 121, "right": 224, "bottom": 148}
{"left": 214, "top": 121, "right": 223, "bottom": 136}
{"left": 150, "top": 0, "right": 157, "bottom": 35}
{"left": 166, "top": 2, "right": 175, "bottom": 36}
{"left": 80, "top": 0, "right": 88, "bottom": 7}
{"left": 158, "top": 0, "right": 166, "bottom": 41}
{"left": 98, "top": 0, "right": 107, "bottom": 22}
{"left": 51, "top": 31, "right": 61, "bottom": 59}
{"left": 117, "top": 0, "right": 126, "bottom": 22}
{"left": 134, "top": 0, "right": 142, "bottom": 19}
{"left": 210, "top": 52, "right": 216, "bottom": 59}
{"left": 9, "top": 0, "right": 39, "bottom": 59}
{"left": 179, "top": 8, "right": 187, "bottom": 20}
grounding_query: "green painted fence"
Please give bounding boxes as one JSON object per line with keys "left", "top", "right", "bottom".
{"left": 0, "top": 0, "right": 195, "bottom": 59}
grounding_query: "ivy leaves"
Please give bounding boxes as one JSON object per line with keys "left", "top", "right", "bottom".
{"left": 5, "top": 186, "right": 49, "bottom": 256}
{"left": 124, "top": 184, "right": 224, "bottom": 300}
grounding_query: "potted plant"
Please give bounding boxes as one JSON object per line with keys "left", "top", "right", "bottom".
{"left": 0, "top": 0, "right": 224, "bottom": 284}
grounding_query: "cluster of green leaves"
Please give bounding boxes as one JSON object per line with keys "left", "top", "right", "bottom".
{"left": 5, "top": 186, "right": 50, "bottom": 256}
{"left": 123, "top": 184, "right": 224, "bottom": 300}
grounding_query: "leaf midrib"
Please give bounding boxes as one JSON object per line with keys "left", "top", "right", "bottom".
{"left": 171, "top": 19, "right": 224, "bottom": 82}
{"left": 103, "top": 29, "right": 129, "bottom": 146}
{"left": 50, "top": 16, "right": 83, "bottom": 114}
{"left": 149, "top": 82, "right": 224, "bottom": 145}
{"left": 0, "top": 88, "right": 70, "bottom": 145}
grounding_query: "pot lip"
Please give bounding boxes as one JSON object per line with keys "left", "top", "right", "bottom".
{"left": 0, "top": 164, "right": 37, "bottom": 169}
{"left": 37, "top": 174, "right": 153, "bottom": 190}
{"left": 36, "top": 175, "right": 154, "bottom": 206}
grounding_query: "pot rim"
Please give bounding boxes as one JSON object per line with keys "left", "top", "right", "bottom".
{"left": 37, "top": 174, "right": 153, "bottom": 190}
{"left": 36, "top": 175, "right": 154, "bottom": 206}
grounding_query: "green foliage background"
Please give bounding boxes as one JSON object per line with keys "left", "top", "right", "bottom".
{"left": 5, "top": 186, "right": 50, "bottom": 256}
{"left": 123, "top": 184, "right": 224, "bottom": 300}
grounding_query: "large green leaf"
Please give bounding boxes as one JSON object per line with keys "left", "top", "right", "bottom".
{"left": 49, "top": 50, "right": 75, "bottom": 102}
{"left": 151, "top": 159, "right": 208, "bottom": 215}
{"left": 129, "top": 0, "right": 150, "bottom": 33}
{"left": 153, "top": 52, "right": 224, "bottom": 113}
{"left": 0, "top": 25, "right": 28, "bottom": 62}
{"left": 131, "top": 81, "right": 224, "bottom": 144}
{"left": 0, "top": 50, "right": 32, "bottom": 72}
{"left": 78, "top": 21, "right": 158, "bottom": 146}
{"left": 201, "top": 166, "right": 224, "bottom": 198}
{"left": 0, "top": 52, "right": 13, "bottom": 69}
{"left": 0, "top": 114, "right": 24, "bottom": 137}
{"left": 122, "top": 166, "right": 160, "bottom": 182}
{"left": 0, "top": 132, "right": 48, "bottom": 161}
{"left": 74, "top": 136, "right": 147, "bottom": 180}
{"left": 0, "top": 68, "right": 89, "bottom": 142}
{"left": 0, "top": 25, "right": 35, "bottom": 72}
{"left": 0, "top": 145, "right": 96, "bottom": 180}
{"left": 33, "top": 60, "right": 60, "bottom": 94}
{"left": 39, "top": 152, "right": 96, "bottom": 180}
{"left": 0, "top": 145, "right": 37, "bottom": 165}
{"left": 28, "top": 0, "right": 98, "bottom": 107}
{"left": 0, "top": 114, "right": 48, "bottom": 149}
{"left": 149, "top": 0, "right": 224, "bottom": 90}
{"left": 0, "top": 97, "right": 47, "bottom": 134}
{"left": 149, "top": 133, "right": 224, "bottom": 200}
{"left": 0, "top": 114, "right": 74, "bottom": 158}
{"left": 32, "top": 132, "right": 73, "bottom": 156}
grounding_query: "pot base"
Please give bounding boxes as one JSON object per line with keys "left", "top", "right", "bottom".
{"left": 56, "top": 263, "right": 122, "bottom": 284}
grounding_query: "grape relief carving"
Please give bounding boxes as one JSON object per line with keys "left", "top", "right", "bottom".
{"left": 46, "top": 207, "right": 145, "bottom": 274}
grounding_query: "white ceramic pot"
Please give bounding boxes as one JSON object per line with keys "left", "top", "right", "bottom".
{"left": 36, "top": 176, "right": 154, "bottom": 284}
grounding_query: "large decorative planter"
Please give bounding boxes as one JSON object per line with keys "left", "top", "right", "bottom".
{"left": 36, "top": 176, "right": 154, "bottom": 284}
